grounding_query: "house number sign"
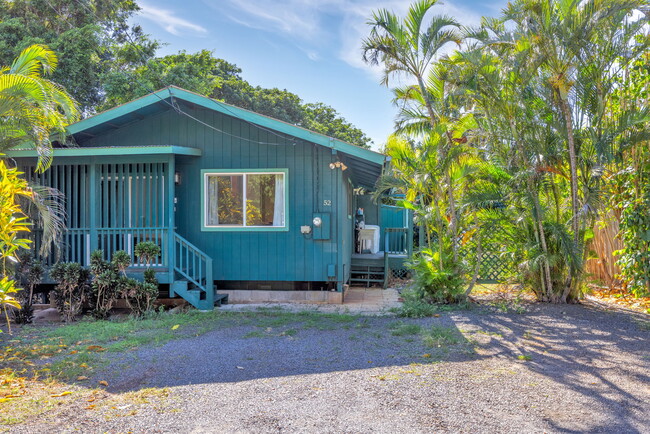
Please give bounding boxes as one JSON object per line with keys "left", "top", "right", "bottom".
{"left": 323, "top": 199, "right": 332, "bottom": 206}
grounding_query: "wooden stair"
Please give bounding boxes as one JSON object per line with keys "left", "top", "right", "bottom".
{"left": 170, "top": 279, "right": 229, "bottom": 310}
{"left": 350, "top": 253, "right": 386, "bottom": 288}
{"left": 350, "top": 264, "right": 385, "bottom": 287}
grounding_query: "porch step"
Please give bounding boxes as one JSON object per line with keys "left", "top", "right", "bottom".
{"left": 350, "top": 265, "right": 385, "bottom": 288}
{"left": 170, "top": 280, "right": 228, "bottom": 309}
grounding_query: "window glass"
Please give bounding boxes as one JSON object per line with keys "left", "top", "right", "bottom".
{"left": 205, "top": 172, "right": 285, "bottom": 227}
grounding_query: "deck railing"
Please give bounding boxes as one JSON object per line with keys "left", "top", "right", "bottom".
{"left": 383, "top": 227, "right": 411, "bottom": 288}
{"left": 383, "top": 227, "right": 409, "bottom": 255}
{"left": 173, "top": 233, "right": 213, "bottom": 306}
{"left": 29, "top": 227, "right": 167, "bottom": 267}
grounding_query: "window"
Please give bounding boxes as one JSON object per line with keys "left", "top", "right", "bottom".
{"left": 202, "top": 170, "right": 288, "bottom": 230}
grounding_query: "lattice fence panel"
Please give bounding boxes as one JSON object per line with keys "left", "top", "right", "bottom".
{"left": 460, "top": 227, "right": 513, "bottom": 282}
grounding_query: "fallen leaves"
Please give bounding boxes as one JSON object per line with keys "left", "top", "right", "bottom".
{"left": 171, "top": 324, "right": 180, "bottom": 330}
{"left": 50, "top": 391, "right": 73, "bottom": 397}
{"left": 98, "top": 380, "right": 109, "bottom": 387}
{"left": 77, "top": 376, "right": 89, "bottom": 381}
{"left": 86, "top": 345, "right": 106, "bottom": 352}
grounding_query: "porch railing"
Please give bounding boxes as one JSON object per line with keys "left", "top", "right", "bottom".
{"left": 29, "top": 227, "right": 167, "bottom": 267}
{"left": 173, "top": 233, "right": 213, "bottom": 307}
{"left": 383, "top": 227, "right": 411, "bottom": 288}
{"left": 383, "top": 227, "right": 409, "bottom": 255}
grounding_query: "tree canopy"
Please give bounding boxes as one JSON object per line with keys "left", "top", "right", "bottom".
{"left": 102, "top": 50, "right": 373, "bottom": 148}
{"left": 0, "top": 2, "right": 372, "bottom": 148}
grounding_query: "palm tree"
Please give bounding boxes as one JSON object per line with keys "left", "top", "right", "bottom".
{"left": 0, "top": 44, "right": 79, "bottom": 255}
{"left": 362, "top": 0, "right": 461, "bottom": 131}
{"left": 501, "top": 0, "right": 649, "bottom": 298}
{"left": 0, "top": 44, "right": 78, "bottom": 168}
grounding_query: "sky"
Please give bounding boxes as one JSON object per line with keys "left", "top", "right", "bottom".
{"left": 133, "top": 0, "right": 508, "bottom": 150}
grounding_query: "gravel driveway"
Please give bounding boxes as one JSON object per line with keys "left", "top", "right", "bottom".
{"left": 10, "top": 302, "right": 650, "bottom": 433}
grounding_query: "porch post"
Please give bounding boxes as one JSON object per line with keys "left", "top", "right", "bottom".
{"left": 167, "top": 156, "right": 176, "bottom": 286}
{"left": 89, "top": 162, "right": 99, "bottom": 259}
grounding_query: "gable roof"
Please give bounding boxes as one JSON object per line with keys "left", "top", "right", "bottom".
{"left": 68, "top": 86, "right": 386, "bottom": 167}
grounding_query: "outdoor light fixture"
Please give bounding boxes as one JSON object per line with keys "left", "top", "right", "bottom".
{"left": 329, "top": 161, "right": 348, "bottom": 171}
{"left": 174, "top": 171, "right": 182, "bottom": 185}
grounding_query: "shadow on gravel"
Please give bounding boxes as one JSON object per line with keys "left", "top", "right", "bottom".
{"left": 451, "top": 302, "right": 650, "bottom": 433}
{"left": 92, "top": 314, "right": 478, "bottom": 393}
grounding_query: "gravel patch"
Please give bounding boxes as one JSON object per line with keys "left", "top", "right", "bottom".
{"left": 7, "top": 302, "right": 650, "bottom": 433}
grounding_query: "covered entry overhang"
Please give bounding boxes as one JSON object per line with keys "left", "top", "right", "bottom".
{"left": 7, "top": 145, "right": 202, "bottom": 285}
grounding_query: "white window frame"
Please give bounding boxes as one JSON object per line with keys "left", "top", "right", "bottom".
{"left": 201, "top": 169, "right": 289, "bottom": 232}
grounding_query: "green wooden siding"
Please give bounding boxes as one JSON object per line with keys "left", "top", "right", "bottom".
{"left": 75, "top": 104, "right": 351, "bottom": 286}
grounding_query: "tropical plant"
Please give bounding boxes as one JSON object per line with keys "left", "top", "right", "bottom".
{"left": 88, "top": 250, "right": 120, "bottom": 319}
{"left": 0, "top": 277, "right": 20, "bottom": 333}
{"left": 1, "top": 44, "right": 79, "bottom": 257}
{"left": 134, "top": 241, "right": 160, "bottom": 267}
{"left": 129, "top": 242, "right": 161, "bottom": 316}
{"left": 406, "top": 245, "right": 467, "bottom": 303}
{"left": 0, "top": 161, "right": 33, "bottom": 332}
{"left": 13, "top": 250, "right": 44, "bottom": 324}
{"left": 365, "top": 0, "right": 648, "bottom": 304}
{"left": 0, "top": 44, "right": 78, "bottom": 167}
{"left": 50, "top": 261, "right": 89, "bottom": 322}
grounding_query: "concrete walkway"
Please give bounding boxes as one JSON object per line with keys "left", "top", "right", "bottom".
{"left": 218, "top": 288, "right": 402, "bottom": 316}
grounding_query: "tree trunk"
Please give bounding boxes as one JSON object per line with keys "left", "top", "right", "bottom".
{"left": 558, "top": 96, "right": 581, "bottom": 302}
{"left": 465, "top": 232, "right": 483, "bottom": 298}
{"left": 529, "top": 179, "right": 555, "bottom": 301}
{"left": 417, "top": 75, "right": 438, "bottom": 130}
{"left": 448, "top": 176, "right": 458, "bottom": 264}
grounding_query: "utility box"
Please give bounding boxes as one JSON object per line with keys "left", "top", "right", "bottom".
{"left": 313, "top": 212, "right": 330, "bottom": 240}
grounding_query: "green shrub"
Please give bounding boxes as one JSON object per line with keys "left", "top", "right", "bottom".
{"left": 13, "top": 251, "right": 44, "bottom": 324}
{"left": 89, "top": 250, "right": 121, "bottom": 320}
{"left": 616, "top": 198, "right": 650, "bottom": 297}
{"left": 134, "top": 242, "right": 161, "bottom": 266}
{"left": 124, "top": 242, "right": 162, "bottom": 317}
{"left": 50, "top": 262, "right": 89, "bottom": 322}
{"left": 406, "top": 247, "right": 467, "bottom": 304}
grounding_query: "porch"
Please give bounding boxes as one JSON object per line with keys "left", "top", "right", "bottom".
{"left": 350, "top": 227, "right": 412, "bottom": 288}
{"left": 13, "top": 146, "right": 221, "bottom": 310}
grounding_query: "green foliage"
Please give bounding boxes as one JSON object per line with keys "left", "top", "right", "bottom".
{"left": 88, "top": 250, "right": 120, "bottom": 320}
{"left": 102, "top": 50, "right": 372, "bottom": 148}
{"left": 50, "top": 262, "right": 89, "bottom": 322}
{"left": 616, "top": 198, "right": 650, "bottom": 297}
{"left": 0, "top": 276, "right": 21, "bottom": 333}
{"left": 0, "top": 161, "right": 34, "bottom": 333}
{"left": 133, "top": 241, "right": 160, "bottom": 266}
{"left": 13, "top": 251, "right": 44, "bottom": 324}
{"left": 130, "top": 242, "right": 161, "bottom": 316}
{"left": 126, "top": 281, "right": 158, "bottom": 318}
{"left": 0, "top": 0, "right": 157, "bottom": 113}
{"left": 111, "top": 250, "right": 131, "bottom": 274}
{"left": 366, "top": 0, "right": 648, "bottom": 303}
{"left": 407, "top": 247, "right": 468, "bottom": 304}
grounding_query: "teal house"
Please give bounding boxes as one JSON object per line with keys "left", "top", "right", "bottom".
{"left": 9, "top": 87, "right": 412, "bottom": 309}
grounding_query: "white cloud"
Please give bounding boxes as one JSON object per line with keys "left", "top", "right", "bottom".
{"left": 139, "top": 2, "right": 208, "bottom": 36}
{"left": 208, "top": 0, "right": 485, "bottom": 77}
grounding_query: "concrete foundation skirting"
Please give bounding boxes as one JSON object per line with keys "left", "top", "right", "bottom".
{"left": 220, "top": 290, "right": 344, "bottom": 304}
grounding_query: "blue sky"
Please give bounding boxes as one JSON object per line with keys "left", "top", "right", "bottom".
{"left": 134, "top": 0, "right": 507, "bottom": 150}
